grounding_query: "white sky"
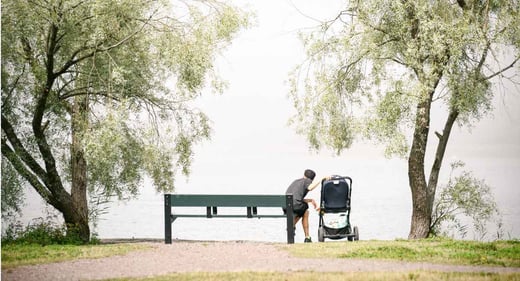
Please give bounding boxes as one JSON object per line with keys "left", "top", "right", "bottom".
{"left": 178, "top": 0, "right": 520, "bottom": 191}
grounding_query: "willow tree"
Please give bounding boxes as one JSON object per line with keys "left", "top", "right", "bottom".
{"left": 1, "top": 0, "right": 249, "bottom": 242}
{"left": 289, "top": 0, "right": 519, "bottom": 238}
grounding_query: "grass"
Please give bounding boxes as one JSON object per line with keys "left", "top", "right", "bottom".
{"left": 282, "top": 238, "right": 520, "bottom": 267}
{"left": 2, "top": 238, "right": 519, "bottom": 281}
{"left": 1, "top": 243, "right": 153, "bottom": 269}
{"left": 104, "top": 272, "right": 520, "bottom": 281}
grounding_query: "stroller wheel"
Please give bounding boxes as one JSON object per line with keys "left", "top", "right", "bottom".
{"left": 353, "top": 226, "right": 359, "bottom": 241}
{"left": 318, "top": 226, "right": 325, "bottom": 242}
{"left": 348, "top": 226, "right": 359, "bottom": 241}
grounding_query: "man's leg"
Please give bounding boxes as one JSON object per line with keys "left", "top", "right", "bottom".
{"left": 302, "top": 210, "right": 310, "bottom": 237}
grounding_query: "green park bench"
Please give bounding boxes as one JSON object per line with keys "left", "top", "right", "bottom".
{"left": 164, "top": 194, "right": 295, "bottom": 244}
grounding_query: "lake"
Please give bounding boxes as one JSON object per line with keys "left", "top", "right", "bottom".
{"left": 16, "top": 157, "right": 519, "bottom": 243}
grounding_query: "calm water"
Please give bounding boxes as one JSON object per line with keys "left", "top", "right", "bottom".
{"left": 16, "top": 157, "right": 520, "bottom": 243}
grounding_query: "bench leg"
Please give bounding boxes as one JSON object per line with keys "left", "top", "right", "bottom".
{"left": 286, "top": 194, "right": 294, "bottom": 244}
{"left": 164, "top": 194, "right": 172, "bottom": 244}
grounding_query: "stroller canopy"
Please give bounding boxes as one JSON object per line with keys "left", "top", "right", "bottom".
{"left": 322, "top": 177, "right": 349, "bottom": 210}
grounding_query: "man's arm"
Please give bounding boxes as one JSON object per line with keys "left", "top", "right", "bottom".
{"left": 305, "top": 176, "right": 331, "bottom": 210}
{"left": 303, "top": 198, "right": 318, "bottom": 210}
{"left": 307, "top": 176, "right": 331, "bottom": 191}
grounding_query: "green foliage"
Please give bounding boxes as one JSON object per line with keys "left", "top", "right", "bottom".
{"left": 1, "top": 0, "right": 250, "bottom": 232}
{"left": 2, "top": 218, "right": 83, "bottom": 246}
{"left": 1, "top": 158, "right": 25, "bottom": 220}
{"left": 431, "top": 162, "right": 502, "bottom": 240}
{"left": 288, "top": 0, "right": 519, "bottom": 156}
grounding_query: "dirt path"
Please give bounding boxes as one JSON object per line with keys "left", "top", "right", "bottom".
{"left": 2, "top": 241, "right": 520, "bottom": 281}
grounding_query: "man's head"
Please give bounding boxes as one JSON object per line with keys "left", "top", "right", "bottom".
{"left": 304, "top": 169, "right": 316, "bottom": 181}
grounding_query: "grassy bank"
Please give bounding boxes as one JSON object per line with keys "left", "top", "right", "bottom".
{"left": 104, "top": 272, "right": 520, "bottom": 281}
{"left": 1, "top": 239, "right": 519, "bottom": 270}
{"left": 283, "top": 239, "right": 520, "bottom": 267}
{"left": 1, "top": 243, "right": 152, "bottom": 269}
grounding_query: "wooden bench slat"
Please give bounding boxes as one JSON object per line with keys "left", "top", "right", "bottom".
{"left": 172, "top": 214, "right": 287, "bottom": 218}
{"left": 173, "top": 214, "right": 287, "bottom": 218}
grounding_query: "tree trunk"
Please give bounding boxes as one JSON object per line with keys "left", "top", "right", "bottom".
{"left": 69, "top": 95, "right": 90, "bottom": 243}
{"left": 408, "top": 101, "right": 457, "bottom": 239}
{"left": 408, "top": 96, "right": 433, "bottom": 239}
{"left": 59, "top": 195, "right": 89, "bottom": 243}
{"left": 407, "top": 52, "right": 451, "bottom": 238}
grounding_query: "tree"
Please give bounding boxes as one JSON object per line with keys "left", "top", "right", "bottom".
{"left": 289, "top": 0, "right": 519, "bottom": 238}
{"left": 1, "top": 0, "right": 249, "bottom": 242}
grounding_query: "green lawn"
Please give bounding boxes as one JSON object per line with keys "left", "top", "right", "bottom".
{"left": 282, "top": 239, "right": 520, "bottom": 267}
{"left": 2, "top": 239, "right": 519, "bottom": 269}
{"left": 1, "top": 243, "right": 152, "bottom": 269}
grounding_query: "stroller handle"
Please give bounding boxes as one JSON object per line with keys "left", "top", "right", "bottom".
{"left": 322, "top": 175, "right": 352, "bottom": 187}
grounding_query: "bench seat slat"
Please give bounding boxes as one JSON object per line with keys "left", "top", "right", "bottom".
{"left": 172, "top": 214, "right": 286, "bottom": 219}
{"left": 172, "top": 214, "right": 287, "bottom": 218}
{"left": 171, "top": 214, "right": 208, "bottom": 218}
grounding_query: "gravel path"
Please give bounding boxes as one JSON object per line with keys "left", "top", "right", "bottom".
{"left": 2, "top": 241, "right": 520, "bottom": 281}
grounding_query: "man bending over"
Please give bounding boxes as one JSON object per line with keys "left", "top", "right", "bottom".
{"left": 285, "top": 169, "right": 328, "bottom": 243}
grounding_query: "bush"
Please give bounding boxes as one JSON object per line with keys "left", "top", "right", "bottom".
{"left": 430, "top": 161, "right": 502, "bottom": 240}
{"left": 2, "top": 218, "right": 84, "bottom": 245}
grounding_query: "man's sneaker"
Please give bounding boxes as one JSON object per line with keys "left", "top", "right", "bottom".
{"left": 304, "top": 237, "right": 312, "bottom": 243}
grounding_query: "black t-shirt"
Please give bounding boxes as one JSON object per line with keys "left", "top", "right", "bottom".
{"left": 285, "top": 178, "right": 312, "bottom": 210}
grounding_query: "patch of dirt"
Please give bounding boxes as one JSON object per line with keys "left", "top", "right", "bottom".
{"left": 2, "top": 241, "right": 519, "bottom": 281}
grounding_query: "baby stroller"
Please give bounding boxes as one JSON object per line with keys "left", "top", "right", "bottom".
{"left": 318, "top": 175, "right": 359, "bottom": 242}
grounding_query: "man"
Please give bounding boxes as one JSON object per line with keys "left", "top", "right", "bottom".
{"left": 285, "top": 169, "right": 328, "bottom": 243}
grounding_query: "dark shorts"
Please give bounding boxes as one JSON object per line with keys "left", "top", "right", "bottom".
{"left": 282, "top": 202, "right": 309, "bottom": 218}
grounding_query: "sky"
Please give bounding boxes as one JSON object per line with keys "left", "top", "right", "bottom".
{"left": 178, "top": 0, "right": 520, "bottom": 190}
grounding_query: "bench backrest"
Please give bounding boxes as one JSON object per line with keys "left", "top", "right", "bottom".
{"left": 164, "top": 193, "right": 295, "bottom": 244}
{"left": 168, "top": 194, "right": 288, "bottom": 207}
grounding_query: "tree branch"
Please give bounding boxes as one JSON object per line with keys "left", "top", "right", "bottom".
{"left": 31, "top": 21, "right": 68, "bottom": 199}
{"left": 1, "top": 65, "right": 26, "bottom": 111}
{"left": 485, "top": 56, "right": 519, "bottom": 81}
{"left": 59, "top": 89, "right": 120, "bottom": 102}
{"left": 428, "top": 109, "right": 459, "bottom": 195}
{"left": 1, "top": 138, "right": 53, "bottom": 205}
{"left": 54, "top": 10, "right": 156, "bottom": 77}
{"left": 1, "top": 114, "right": 48, "bottom": 181}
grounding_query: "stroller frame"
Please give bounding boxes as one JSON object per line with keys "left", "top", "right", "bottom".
{"left": 318, "top": 175, "right": 359, "bottom": 242}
